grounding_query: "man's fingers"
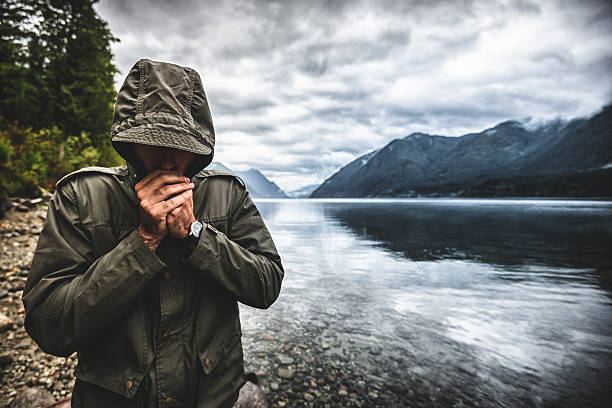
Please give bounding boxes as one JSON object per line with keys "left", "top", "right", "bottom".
{"left": 159, "top": 189, "right": 192, "bottom": 214}
{"left": 149, "top": 173, "right": 189, "bottom": 191}
{"left": 157, "top": 182, "right": 194, "bottom": 201}
{"left": 169, "top": 203, "right": 187, "bottom": 216}
{"left": 135, "top": 169, "right": 172, "bottom": 190}
{"left": 136, "top": 170, "right": 188, "bottom": 192}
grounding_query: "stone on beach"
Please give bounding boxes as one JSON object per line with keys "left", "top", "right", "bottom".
{"left": 277, "top": 367, "right": 295, "bottom": 379}
{"left": 8, "top": 387, "right": 55, "bottom": 408}
{"left": 232, "top": 381, "right": 269, "bottom": 408}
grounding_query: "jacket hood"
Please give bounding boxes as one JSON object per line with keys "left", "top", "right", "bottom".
{"left": 111, "top": 59, "right": 215, "bottom": 178}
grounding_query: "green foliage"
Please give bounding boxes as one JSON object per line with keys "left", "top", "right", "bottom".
{"left": 0, "top": 137, "right": 13, "bottom": 164}
{"left": 0, "top": 0, "right": 122, "bottom": 198}
{"left": 0, "top": 121, "right": 122, "bottom": 197}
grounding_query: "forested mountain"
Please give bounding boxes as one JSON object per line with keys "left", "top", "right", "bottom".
{"left": 311, "top": 105, "right": 612, "bottom": 198}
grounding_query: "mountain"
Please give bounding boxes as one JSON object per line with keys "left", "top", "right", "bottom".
{"left": 206, "top": 162, "right": 289, "bottom": 198}
{"left": 236, "top": 169, "right": 288, "bottom": 198}
{"left": 311, "top": 104, "right": 612, "bottom": 198}
{"left": 206, "top": 162, "right": 234, "bottom": 173}
{"left": 286, "top": 184, "right": 320, "bottom": 198}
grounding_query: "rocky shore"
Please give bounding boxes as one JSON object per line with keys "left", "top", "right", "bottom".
{"left": 0, "top": 200, "right": 404, "bottom": 408}
{"left": 2, "top": 197, "right": 563, "bottom": 408}
{"left": 0, "top": 201, "right": 76, "bottom": 407}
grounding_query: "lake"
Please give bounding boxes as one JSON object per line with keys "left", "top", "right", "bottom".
{"left": 239, "top": 199, "right": 612, "bottom": 408}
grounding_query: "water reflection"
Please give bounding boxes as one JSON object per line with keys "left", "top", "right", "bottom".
{"left": 322, "top": 199, "right": 612, "bottom": 292}
{"left": 244, "top": 199, "right": 612, "bottom": 407}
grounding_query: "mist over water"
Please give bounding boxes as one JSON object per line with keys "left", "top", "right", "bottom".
{"left": 240, "top": 199, "right": 612, "bottom": 407}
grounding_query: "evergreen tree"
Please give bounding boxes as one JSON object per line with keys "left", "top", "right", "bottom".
{"left": 32, "top": 0, "right": 118, "bottom": 143}
{"left": 0, "top": 0, "right": 122, "bottom": 200}
{"left": 0, "top": 0, "right": 34, "bottom": 124}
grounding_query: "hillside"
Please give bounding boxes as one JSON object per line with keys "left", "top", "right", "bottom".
{"left": 311, "top": 105, "right": 612, "bottom": 198}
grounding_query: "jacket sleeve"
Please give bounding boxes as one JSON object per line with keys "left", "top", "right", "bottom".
{"left": 185, "top": 182, "right": 284, "bottom": 309}
{"left": 22, "top": 183, "right": 168, "bottom": 357}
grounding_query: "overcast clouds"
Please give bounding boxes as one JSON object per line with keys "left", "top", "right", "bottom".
{"left": 95, "top": 0, "right": 612, "bottom": 191}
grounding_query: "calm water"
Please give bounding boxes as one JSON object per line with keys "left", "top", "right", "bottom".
{"left": 240, "top": 199, "right": 612, "bottom": 407}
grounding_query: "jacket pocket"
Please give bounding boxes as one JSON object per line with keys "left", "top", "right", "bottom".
{"left": 198, "top": 333, "right": 241, "bottom": 375}
{"left": 73, "top": 301, "right": 148, "bottom": 398}
{"left": 74, "top": 361, "right": 146, "bottom": 399}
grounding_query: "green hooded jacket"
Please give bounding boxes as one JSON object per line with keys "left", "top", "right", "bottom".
{"left": 22, "top": 59, "right": 284, "bottom": 408}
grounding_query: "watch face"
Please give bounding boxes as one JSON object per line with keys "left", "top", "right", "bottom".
{"left": 190, "top": 221, "right": 203, "bottom": 238}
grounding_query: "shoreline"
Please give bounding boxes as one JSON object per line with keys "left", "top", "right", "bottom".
{"left": 2, "top": 203, "right": 611, "bottom": 408}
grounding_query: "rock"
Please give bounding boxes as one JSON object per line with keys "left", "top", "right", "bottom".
{"left": 338, "top": 389, "right": 348, "bottom": 397}
{"left": 8, "top": 387, "right": 55, "bottom": 408}
{"left": 27, "top": 198, "right": 43, "bottom": 207}
{"left": 232, "top": 381, "right": 269, "bottom": 408}
{"left": 48, "top": 399, "right": 71, "bottom": 408}
{"left": 304, "top": 392, "right": 314, "bottom": 402}
{"left": 16, "top": 204, "right": 29, "bottom": 212}
{"left": 277, "top": 367, "right": 295, "bottom": 379}
{"left": 369, "top": 346, "right": 382, "bottom": 355}
{"left": 270, "top": 382, "right": 279, "bottom": 391}
{"left": 0, "top": 352, "right": 14, "bottom": 367}
{"left": 277, "top": 354, "right": 294, "bottom": 365}
{"left": 0, "top": 312, "right": 13, "bottom": 332}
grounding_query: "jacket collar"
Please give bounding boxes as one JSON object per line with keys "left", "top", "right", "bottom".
{"left": 126, "top": 162, "right": 143, "bottom": 188}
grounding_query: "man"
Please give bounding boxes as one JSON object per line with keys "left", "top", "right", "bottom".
{"left": 22, "top": 59, "right": 284, "bottom": 407}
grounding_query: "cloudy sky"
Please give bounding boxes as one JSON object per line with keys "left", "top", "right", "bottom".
{"left": 95, "top": 0, "right": 612, "bottom": 191}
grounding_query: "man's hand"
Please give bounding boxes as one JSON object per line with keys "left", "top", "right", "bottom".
{"left": 167, "top": 192, "right": 196, "bottom": 239}
{"left": 135, "top": 170, "right": 194, "bottom": 251}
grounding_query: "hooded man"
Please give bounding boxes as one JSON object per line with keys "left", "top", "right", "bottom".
{"left": 22, "top": 59, "right": 285, "bottom": 407}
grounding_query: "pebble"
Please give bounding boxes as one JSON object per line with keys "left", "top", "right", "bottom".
{"left": 277, "top": 367, "right": 295, "bottom": 379}
{"left": 369, "top": 346, "right": 382, "bottom": 355}
{"left": 0, "top": 312, "right": 13, "bottom": 332}
{"left": 0, "top": 352, "right": 14, "bottom": 367}
{"left": 277, "top": 354, "right": 294, "bottom": 365}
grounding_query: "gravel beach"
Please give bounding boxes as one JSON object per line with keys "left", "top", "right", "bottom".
{"left": 5, "top": 199, "right": 610, "bottom": 408}
{"left": 0, "top": 202, "right": 407, "bottom": 408}
{"left": 0, "top": 203, "right": 76, "bottom": 407}
{"left": 0, "top": 201, "right": 445, "bottom": 408}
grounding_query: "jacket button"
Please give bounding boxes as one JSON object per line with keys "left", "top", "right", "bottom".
{"left": 125, "top": 380, "right": 133, "bottom": 390}
{"left": 205, "top": 359, "right": 211, "bottom": 367}
{"left": 163, "top": 271, "right": 171, "bottom": 280}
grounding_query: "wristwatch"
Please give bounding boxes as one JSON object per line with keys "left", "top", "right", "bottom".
{"left": 184, "top": 220, "right": 203, "bottom": 258}
{"left": 188, "top": 220, "right": 203, "bottom": 239}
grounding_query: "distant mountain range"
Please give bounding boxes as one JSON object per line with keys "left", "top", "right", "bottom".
{"left": 286, "top": 184, "right": 320, "bottom": 198}
{"left": 206, "top": 162, "right": 289, "bottom": 198}
{"left": 311, "top": 104, "right": 612, "bottom": 198}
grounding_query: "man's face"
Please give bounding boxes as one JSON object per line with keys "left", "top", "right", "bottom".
{"left": 132, "top": 143, "right": 195, "bottom": 176}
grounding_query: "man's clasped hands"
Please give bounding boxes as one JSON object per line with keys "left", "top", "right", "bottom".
{"left": 135, "top": 170, "right": 197, "bottom": 251}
